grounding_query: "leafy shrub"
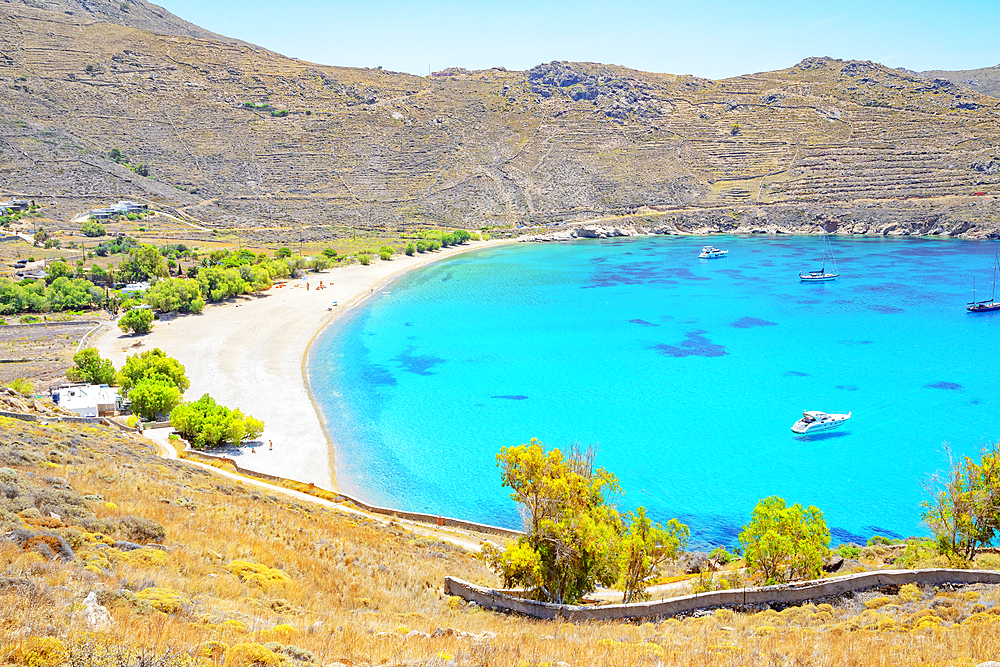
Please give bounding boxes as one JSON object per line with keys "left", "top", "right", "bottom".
{"left": 225, "top": 560, "right": 290, "bottom": 588}
{"left": 838, "top": 544, "right": 861, "bottom": 559}
{"left": 739, "top": 496, "right": 830, "bottom": 584}
{"left": 118, "top": 348, "right": 189, "bottom": 394}
{"left": 144, "top": 278, "right": 205, "bottom": 314}
{"left": 81, "top": 220, "right": 106, "bottom": 237}
{"left": 7, "top": 378, "right": 34, "bottom": 396}
{"left": 119, "top": 514, "right": 166, "bottom": 543}
{"left": 379, "top": 250, "right": 392, "bottom": 261}
{"left": 867, "top": 535, "right": 894, "bottom": 546}
{"left": 405, "top": 242, "right": 415, "bottom": 256}
{"left": 169, "top": 394, "right": 264, "bottom": 448}
{"left": 709, "top": 546, "right": 736, "bottom": 564}
{"left": 357, "top": 253, "right": 372, "bottom": 266}
{"left": 224, "top": 643, "right": 283, "bottom": 667}
{"left": 135, "top": 586, "right": 188, "bottom": 613}
{"left": 119, "top": 307, "right": 153, "bottom": 335}
{"left": 129, "top": 377, "right": 182, "bottom": 420}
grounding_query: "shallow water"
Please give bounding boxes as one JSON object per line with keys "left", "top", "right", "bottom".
{"left": 309, "top": 235, "right": 1000, "bottom": 548}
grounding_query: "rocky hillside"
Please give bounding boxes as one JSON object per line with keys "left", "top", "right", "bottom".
{"left": 921, "top": 64, "right": 1000, "bottom": 99}
{"left": 1, "top": 1, "right": 999, "bottom": 242}
{"left": 3, "top": 0, "right": 241, "bottom": 43}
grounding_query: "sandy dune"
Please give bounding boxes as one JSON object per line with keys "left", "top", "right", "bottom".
{"left": 92, "top": 240, "right": 508, "bottom": 490}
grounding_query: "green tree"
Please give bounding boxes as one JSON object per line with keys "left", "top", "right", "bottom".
{"left": 81, "top": 220, "right": 106, "bottom": 237}
{"left": 144, "top": 278, "right": 206, "bottom": 314}
{"left": 118, "top": 307, "right": 154, "bottom": 335}
{"left": 66, "top": 347, "right": 116, "bottom": 385}
{"left": 117, "top": 243, "right": 168, "bottom": 283}
{"left": 482, "top": 439, "right": 622, "bottom": 604}
{"left": 922, "top": 443, "right": 1000, "bottom": 560}
{"left": 44, "top": 261, "right": 74, "bottom": 285}
{"left": 274, "top": 247, "right": 292, "bottom": 259}
{"left": 117, "top": 347, "right": 189, "bottom": 394}
{"left": 616, "top": 509, "right": 689, "bottom": 603}
{"left": 170, "top": 394, "right": 264, "bottom": 448}
{"left": 47, "top": 277, "right": 103, "bottom": 311}
{"left": 129, "top": 377, "right": 183, "bottom": 420}
{"left": 196, "top": 266, "right": 250, "bottom": 302}
{"left": 405, "top": 243, "right": 415, "bottom": 256}
{"left": 322, "top": 248, "right": 338, "bottom": 259}
{"left": 738, "top": 496, "right": 830, "bottom": 585}
{"left": 0, "top": 279, "right": 46, "bottom": 314}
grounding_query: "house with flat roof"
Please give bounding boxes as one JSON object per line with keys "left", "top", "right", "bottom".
{"left": 52, "top": 384, "right": 121, "bottom": 417}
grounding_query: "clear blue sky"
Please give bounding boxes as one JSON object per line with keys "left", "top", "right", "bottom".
{"left": 157, "top": 0, "right": 1000, "bottom": 79}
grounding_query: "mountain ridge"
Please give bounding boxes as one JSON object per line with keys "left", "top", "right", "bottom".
{"left": 1, "top": 1, "right": 999, "bottom": 241}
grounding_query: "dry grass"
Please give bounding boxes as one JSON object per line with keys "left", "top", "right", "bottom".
{"left": 2, "top": 416, "right": 1000, "bottom": 666}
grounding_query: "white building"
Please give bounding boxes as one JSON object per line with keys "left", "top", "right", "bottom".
{"left": 53, "top": 384, "right": 121, "bottom": 417}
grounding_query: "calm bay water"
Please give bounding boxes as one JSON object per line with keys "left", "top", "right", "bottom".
{"left": 308, "top": 235, "right": 1000, "bottom": 548}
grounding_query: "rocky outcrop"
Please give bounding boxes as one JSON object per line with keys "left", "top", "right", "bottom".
{"left": 519, "top": 200, "right": 1000, "bottom": 242}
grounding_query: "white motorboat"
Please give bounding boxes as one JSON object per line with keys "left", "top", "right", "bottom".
{"left": 791, "top": 410, "right": 851, "bottom": 434}
{"left": 699, "top": 245, "right": 728, "bottom": 259}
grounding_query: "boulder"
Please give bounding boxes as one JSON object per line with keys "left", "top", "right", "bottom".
{"left": 81, "top": 591, "right": 112, "bottom": 631}
{"left": 683, "top": 551, "right": 711, "bottom": 574}
{"left": 822, "top": 554, "right": 845, "bottom": 572}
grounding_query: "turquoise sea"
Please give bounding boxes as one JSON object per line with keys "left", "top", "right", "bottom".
{"left": 308, "top": 235, "right": 1000, "bottom": 549}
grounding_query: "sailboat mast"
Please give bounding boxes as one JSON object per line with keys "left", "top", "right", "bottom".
{"left": 992, "top": 254, "right": 998, "bottom": 303}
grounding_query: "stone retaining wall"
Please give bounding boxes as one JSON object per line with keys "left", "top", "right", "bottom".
{"left": 0, "top": 409, "right": 139, "bottom": 433}
{"left": 444, "top": 569, "right": 1000, "bottom": 621}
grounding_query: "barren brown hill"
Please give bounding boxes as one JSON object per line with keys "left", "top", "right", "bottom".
{"left": 1, "top": 1, "right": 1000, "bottom": 242}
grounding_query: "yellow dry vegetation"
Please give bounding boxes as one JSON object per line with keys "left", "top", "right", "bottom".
{"left": 4, "top": 418, "right": 1000, "bottom": 666}
{"left": 225, "top": 560, "right": 291, "bottom": 589}
{"left": 135, "top": 587, "right": 190, "bottom": 614}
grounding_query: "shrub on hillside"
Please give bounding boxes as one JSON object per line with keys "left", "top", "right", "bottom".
{"left": 119, "top": 514, "right": 166, "bottom": 544}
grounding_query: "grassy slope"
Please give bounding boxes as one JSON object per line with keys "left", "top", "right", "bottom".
{"left": 4, "top": 415, "right": 1000, "bottom": 666}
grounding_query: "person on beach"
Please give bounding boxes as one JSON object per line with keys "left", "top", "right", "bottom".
{"left": 269, "top": 440, "right": 273, "bottom": 451}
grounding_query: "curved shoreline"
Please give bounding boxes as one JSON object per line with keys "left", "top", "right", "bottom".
{"left": 302, "top": 239, "right": 516, "bottom": 492}
{"left": 91, "top": 239, "right": 513, "bottom": 492}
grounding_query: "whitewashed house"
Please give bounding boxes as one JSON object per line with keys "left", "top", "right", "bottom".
{"left": 53, "top": 384, "right": 121, "bottom": 417}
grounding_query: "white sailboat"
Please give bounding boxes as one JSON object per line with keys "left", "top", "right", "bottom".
{"left": 800, "top": 231, "right": 839, "bottom": 282}
{"left": 967, "top": 254, "right": 1000, "bottom": 313}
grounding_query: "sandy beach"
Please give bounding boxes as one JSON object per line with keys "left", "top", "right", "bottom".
{"left": 92, "top": 239, "right": 511, "bottom": 490}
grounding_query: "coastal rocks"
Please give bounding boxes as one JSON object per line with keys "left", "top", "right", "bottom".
{"left": 520, "top": 225, "right": 644, "bottom": 242}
